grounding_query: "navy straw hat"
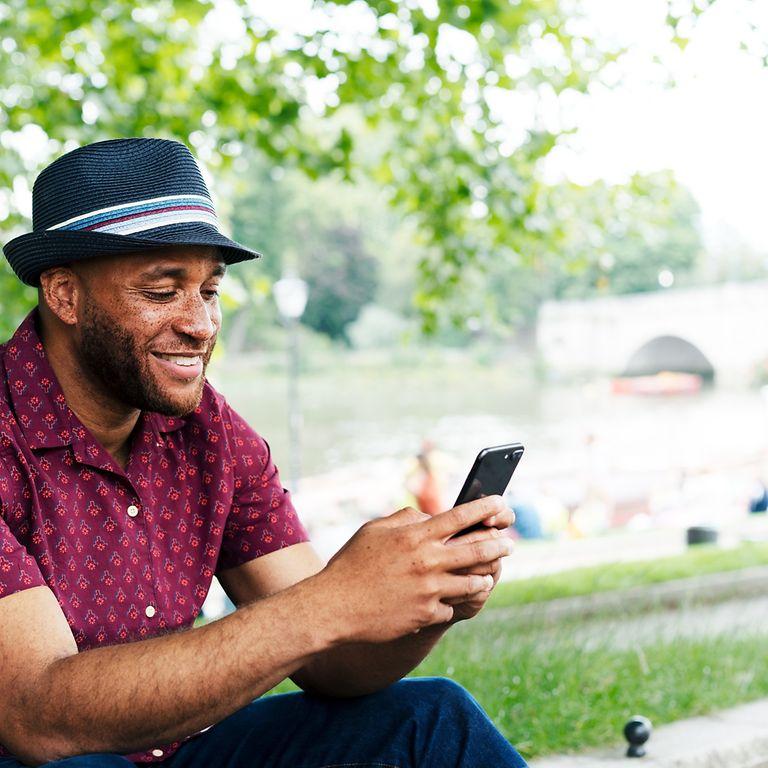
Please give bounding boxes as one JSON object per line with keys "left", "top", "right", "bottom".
{"left": 2, "top": 137, "right": 259, "bottom": 285}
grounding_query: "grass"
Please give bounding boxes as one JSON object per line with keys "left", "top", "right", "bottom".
{"left": 264, "top": 543, "right": 768, "bottom": 759}
{"left": 488, "top": 540, "right": 768, "bottom": 608}
{"left": 412, "top": 620, "right": 768, "bottom": 758}
{"left": 268, "top": 613, "right": 768, "bottom": 759}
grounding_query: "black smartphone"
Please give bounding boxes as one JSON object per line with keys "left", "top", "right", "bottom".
{"left": 453, "top": 443, "right": 525, "bottom": 535}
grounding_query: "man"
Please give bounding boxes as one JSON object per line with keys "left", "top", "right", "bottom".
{"left": 0, "top": 138, "right": 527, "bottom": 768}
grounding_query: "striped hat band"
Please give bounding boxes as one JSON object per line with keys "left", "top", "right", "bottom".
{"left": 47, "top": 194, "right": 219, "bottom": 237}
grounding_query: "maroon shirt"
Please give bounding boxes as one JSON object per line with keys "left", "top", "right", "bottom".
{"left": 0, "top": 311, "right": 309, "bottom": 763}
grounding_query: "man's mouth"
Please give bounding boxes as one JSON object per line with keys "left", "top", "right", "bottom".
{"left": 154, "top": 353, "right": 203, "bottom": 367}
{"left": 151, "top": 352, "right": 205, "bottom": 380}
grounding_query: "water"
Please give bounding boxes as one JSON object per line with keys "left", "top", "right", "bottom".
{"left": 209, "top": 354, "right": 768, "bottom": 547}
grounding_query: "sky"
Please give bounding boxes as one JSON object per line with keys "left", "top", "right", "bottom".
{"left": 548, "top": 0, "right": 768, "bottom": 252}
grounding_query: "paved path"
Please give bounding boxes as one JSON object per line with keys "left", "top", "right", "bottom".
{"left": 504, "top": 515, "right": 768, "bottom": 581}
{"left": 503, "top": 527, "right": 687, "bottom": 581}
{"left": 529, "top": 698, "right": 768, "bottom": 768}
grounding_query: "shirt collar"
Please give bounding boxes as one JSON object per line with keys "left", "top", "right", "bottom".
{"left": 3, "top": 309, "right": 187, "bottom": 453}
{"left": 149, "top": 412, "right": 187, "bottom": 438}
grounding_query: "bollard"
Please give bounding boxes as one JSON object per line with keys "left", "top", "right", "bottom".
{"left": 686, "top": 526, "right": 718, "bottom": 547}
{"left": 624, "top": 715, "right": 652, "bottom": 758}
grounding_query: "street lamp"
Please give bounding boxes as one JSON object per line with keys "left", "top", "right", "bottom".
{"left": 273, "top": 276, "right": 309, "bottom": 491}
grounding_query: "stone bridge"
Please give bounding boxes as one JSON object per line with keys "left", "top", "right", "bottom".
{"left": 536, "top": 280, "right": 768, "bottom": 381}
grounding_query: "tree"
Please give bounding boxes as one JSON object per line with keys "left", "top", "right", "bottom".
{"left": 547, "top": 173, "right": 702, "bottom": 299}
{"left": 226, "top": 155, "right": 387, "bottom": 349}
{"left": 0, "top": 0, "right": 617, "bottom": 337}
{"left": 487, "top": 172, "right": 702, "bottom": 330}
{"left": 300, "top": 225, "right": 378, "bottom": 342}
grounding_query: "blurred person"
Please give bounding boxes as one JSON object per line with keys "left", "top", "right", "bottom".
{"left": 504, "top": 493, "right": 543, "bottom": 540}
{"left": 406, "top": 439, "right": 444, "bottom": 516}
{"left": 748, "top": 480, "right": 768, "bottom": 513}
{"left": 0, "top": 139, "right": 527, "bottom": 768}
{"left": 569, "top": 432, "right": 611, "bottom": 536}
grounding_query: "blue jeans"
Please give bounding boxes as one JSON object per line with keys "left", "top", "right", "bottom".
{"left": 2, "top": 678, "right": 527, "bottom": 768}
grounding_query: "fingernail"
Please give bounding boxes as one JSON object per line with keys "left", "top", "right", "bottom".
{"left": 484, "top": 575, "right": 494, "bottom": 590}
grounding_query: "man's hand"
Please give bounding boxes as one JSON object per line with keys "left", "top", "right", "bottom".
{"left": 312, "top": 496, "right": 514, "bottom": 644}
{"left": 443, "top": 525, "right": 513, "bottom": 622}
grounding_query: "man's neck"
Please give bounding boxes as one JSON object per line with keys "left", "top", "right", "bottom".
{"left": 39, "top": 316, "right": 141, "bottom": 469}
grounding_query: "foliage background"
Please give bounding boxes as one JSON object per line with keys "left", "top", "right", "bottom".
{"left": 0, "top": 0, "right": 730, "bottom": 342}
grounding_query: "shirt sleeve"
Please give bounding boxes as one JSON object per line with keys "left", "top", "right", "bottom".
{"left": 0, "top": 460, "right": 46, "bottom": 599}
{"left": 216, "top": 403, "right": 310, "bottom": 573}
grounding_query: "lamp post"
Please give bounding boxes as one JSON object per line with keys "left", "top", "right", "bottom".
{"left": 273, "top": 276, "right": 308, "bottom": 492}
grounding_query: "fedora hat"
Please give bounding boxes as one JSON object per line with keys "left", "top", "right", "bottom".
{"left": 2, "top": 137, "right": 259, "bottom": 285}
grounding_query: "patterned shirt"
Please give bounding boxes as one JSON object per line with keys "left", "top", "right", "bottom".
{"left": 0, "top": 311, "right": 309, "bottom": 763}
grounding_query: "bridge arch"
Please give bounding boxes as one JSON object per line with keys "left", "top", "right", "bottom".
{"left": 622, "top": 335, "right": 716, "bottom": 381}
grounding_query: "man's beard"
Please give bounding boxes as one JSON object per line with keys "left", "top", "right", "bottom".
{"left": 77, "top": 298, "right": 214, "bottom": 417}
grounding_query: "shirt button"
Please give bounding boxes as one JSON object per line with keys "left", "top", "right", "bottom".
{"left": 145, "top": 605, "right": 156, "bottom": 618}
{"left": 127, "top": 504, "right": 139, "bottom": 518}
{"left": 151, "top": 748, "right": 164, "bottom": 758}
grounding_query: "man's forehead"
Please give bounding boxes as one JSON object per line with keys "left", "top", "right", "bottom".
{"left": 107, "top": 247, "right": 226, "bottom": 280}
{"left": 136, "top": 260, "right": 226, "bottom": 281}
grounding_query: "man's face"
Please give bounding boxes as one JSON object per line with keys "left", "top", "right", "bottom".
{"left": 71, "top": 246, "right": 224, "bottom": 417}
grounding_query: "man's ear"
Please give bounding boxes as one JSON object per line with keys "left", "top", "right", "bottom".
{"left": 39, "top": 267, "right": 81, "bottom": 326}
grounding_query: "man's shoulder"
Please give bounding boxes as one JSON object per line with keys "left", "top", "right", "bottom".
{"left": 0, "top": 341, "right": 16, "bottom": 443}
{"left": 0, "top": 408, "right": 18, "bottom": 463}
{"left": 0, "top": 314, "right": 39, "bottom": 437}
{"left": 180, "top": 379, "right": 238, "bottom": 434}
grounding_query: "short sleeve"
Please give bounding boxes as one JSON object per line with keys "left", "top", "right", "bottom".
{"left": 216, "top": 403, "right": 309, "bottom": 572}
{"left": 0, "top": 514, "right": 46, "bottom": 600}
{"left": 0, "top": 451, "right": 45, "bottom": 599}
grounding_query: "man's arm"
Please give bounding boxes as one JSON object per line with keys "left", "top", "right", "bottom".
{"left": 218, "top": 503, "right": 513, "bottom": 698}
{"left": 0, "top": 573, "right": 334, "bottom": 765}
{"left": 219, "top": 541, "right": 453, "bottom": 697}
{"left": 0, "top": 498, "right": 508, "bottom": 765}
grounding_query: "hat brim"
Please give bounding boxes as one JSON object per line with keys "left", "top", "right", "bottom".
{"left": 3, "top": 222, "right": 260, "bottom": 286}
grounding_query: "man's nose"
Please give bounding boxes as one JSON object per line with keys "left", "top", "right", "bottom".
{"left": 172, "top": 293, "right": 219, "bottom": 340}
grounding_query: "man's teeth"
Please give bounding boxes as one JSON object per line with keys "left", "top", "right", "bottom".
{"left": 157, "top": 354, "right": 201, "bottom": 366}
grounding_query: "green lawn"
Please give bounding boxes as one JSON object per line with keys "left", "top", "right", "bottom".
{"left": 489, "top": 541, "right": 768, "bottom": 608}
{"left": 265, "top": 542, "right": 768, "bottom": 759}
{"left": 269, "top": 610, "right": 768, "bottom": 759}
{"left": 413, "top": 620, "right": 768, "bottom": 758}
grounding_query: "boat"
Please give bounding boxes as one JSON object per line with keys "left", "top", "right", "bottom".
{"left": 611, "top": 371, "right": 703, "bottom": 396}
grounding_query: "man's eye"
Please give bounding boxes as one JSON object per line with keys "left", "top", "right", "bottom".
{"left": 144, "top": 291, "right": 176, "bottom": 301}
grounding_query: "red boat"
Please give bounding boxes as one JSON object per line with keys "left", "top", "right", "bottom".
{"left": 611, "top": 371, "right": 703, "bottom": 396}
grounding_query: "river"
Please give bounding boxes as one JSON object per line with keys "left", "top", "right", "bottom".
{"left": 209, "top": 353, "right": 768, "bottom": 558}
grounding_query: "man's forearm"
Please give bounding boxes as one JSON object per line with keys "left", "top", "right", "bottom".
{"left": 31, "top": 577, "right": 335, "bottom": 762}
{"left": 292, "top": 621, "right": 452, "bottom": 698}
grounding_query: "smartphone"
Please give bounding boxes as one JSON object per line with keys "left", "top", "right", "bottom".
{"left": 453, "top": 443, "right": 525, "bottom": 536}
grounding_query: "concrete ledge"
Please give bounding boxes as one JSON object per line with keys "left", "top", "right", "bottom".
{"left": 483, "top": 565, "right": 768, "bottom": 624}
{"left": 529, "top": 698, "right": 768, "bottom": 768}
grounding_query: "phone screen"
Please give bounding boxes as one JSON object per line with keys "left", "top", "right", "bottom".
{"left": 454, "top": 443, "right": 525, "bottom": 510}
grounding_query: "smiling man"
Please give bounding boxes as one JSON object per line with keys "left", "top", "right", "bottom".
{"left": 0, "top": 138, "right": 527, "bottom": 768}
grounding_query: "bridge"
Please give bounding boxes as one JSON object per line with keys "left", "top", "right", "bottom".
{"left": 536, "top": 280, "right": 768, "bottom": 381}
